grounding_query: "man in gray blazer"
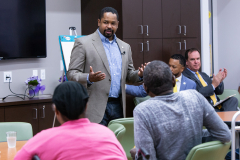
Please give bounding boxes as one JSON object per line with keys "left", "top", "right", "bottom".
{"left": 67, "top": 7, "right": 144, "bottom": 126}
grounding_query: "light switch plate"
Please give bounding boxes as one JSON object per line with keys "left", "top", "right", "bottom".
{"left": 33, "top": 70, "right": 38, "bottom": 76}
{"left": 41, "top": 69, "right": 45, "bottom": 80}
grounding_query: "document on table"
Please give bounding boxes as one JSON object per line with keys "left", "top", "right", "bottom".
{"left": 213, "top": 94, "right": 236, "bottom": 107}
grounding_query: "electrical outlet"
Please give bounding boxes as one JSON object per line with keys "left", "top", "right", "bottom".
{"left": 33, "top": 70, "right": 38, "bottom": 76}
{"left": 41, "top": 69, "right": 45, "bottom": 80}
{"left": 4, "top": 71, "right": 12, "bottom": 82}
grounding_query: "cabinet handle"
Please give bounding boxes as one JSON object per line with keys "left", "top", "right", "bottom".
{"left": 140, "top": 43, "right": 143, "bottom": 52}
{"left": 178, "top": 25, "right": 181, "bottom": 34}
{"left": 33, "top": 108, "right": 37, "bottom": 119}
{"left": 144, "top": 25, "right": 149, "bottom": 36}
{"left": 145, "top": 41, "right": 149, "bottom": 52}
{"left": 41, "top": 105, "right": 45, "bottom": 118}
{"left": 178, "top": 42, "right": 181, "bottom": 50}
{"left": 139, "top": 25, "right": 143, "bottom": 34}
{"left": 184, "top": 40, "right": 186, "bottom": 50}
{"left": 183, "top": 25, "right": 186, "bottom": 36}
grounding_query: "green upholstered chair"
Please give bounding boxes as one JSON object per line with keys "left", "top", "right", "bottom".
{"left": 185, "top": 141, "right": 231, "bottom": 160}
{"left": 0, "top": 122, "right": 33, "bottom": 142}
{"left": 133, "top": 96, "right": 151, "bottom": 106}
{"left": 218, "top": 89, "right": 240, "bottom": 107}
{"left": 108, "top": 123, "right": 126, "bottom": 142}
{"left": 108, "top": 118, "right": 134, "bottom": 160}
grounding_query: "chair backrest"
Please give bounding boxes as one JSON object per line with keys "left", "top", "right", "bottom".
{"left": 185, "top": 141, "right": 231, "bottom": 160}
{"left": 108, "top": 123, "right": 126, "bottom": 142}
{"left": 133, "top": 96, "right": 150, "bottom": 106}
{"left": 217, "top": 89, "right": 240, "bottom": 107}
{"left": 108, "top": 118, "right": 134, "bottom": 160}
{"left": 0, "top": 122, "right": 33, "bottom": 142}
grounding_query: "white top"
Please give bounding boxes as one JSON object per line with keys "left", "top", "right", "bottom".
{"left": 176, "top": 74, "right": 182, "bottom": 92}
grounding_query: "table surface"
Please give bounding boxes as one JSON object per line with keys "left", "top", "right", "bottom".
{"left": 217, "top": 111, "right": 240, "bottom": 122}
{"left": 0, "top": 141, "right": 27, "bottom": 160}
{"left": 0, "top": 112, "right": 237, "bottom": 160}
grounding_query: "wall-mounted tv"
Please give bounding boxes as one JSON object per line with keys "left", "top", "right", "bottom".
{"left": 0, "top": 0, "right": 46, "bottom": 60}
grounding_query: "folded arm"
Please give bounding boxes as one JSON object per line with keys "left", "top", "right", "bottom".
{"left": 134, "top": 109, "right": 157, "bottom": 160}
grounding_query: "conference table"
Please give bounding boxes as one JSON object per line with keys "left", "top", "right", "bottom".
{"left": 0, "top": 112, "right": 237, "bottom": 160}
{"left": 217, "top": 111, "right": 240, "bottom": 125}
{"left": 0, "top": 141, "right": 27, "bottom": 160}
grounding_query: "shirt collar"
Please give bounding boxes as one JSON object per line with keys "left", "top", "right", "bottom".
{"left": 187, "top": 68, "right": 197, "bottom": 75}
{"left": 176, "top": 73, "right": 182, "bottom": 82}
{"left": 97, "top": 28, "right": 116, "bottom": 43}
{"left": 61, "top": 118, "right": 90, "bottom": 126}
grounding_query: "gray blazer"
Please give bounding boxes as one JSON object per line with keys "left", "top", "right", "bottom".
{"left": 67, "top": 30, "right": 140, "bottom": 123}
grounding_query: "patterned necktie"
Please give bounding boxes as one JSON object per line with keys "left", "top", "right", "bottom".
{"left": 195, "top": 72, "right": 219, "bottom": 107}
{"left": 173, "top": 79, "right": 178, "bottom": 93}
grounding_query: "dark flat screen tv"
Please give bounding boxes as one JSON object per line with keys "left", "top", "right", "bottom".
{"left": 0, "top": 0, "right": 46, "bottom": 60}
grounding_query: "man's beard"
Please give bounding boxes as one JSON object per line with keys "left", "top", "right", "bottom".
{"left": 103, "top": 29, "right": 114, "bottom": 38}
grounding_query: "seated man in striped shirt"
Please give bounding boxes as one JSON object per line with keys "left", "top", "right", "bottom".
{"left": 133, "top": 60, "right": 231, "bottom": 160}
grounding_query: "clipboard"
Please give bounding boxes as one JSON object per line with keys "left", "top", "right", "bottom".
{"left": 213, "top": 94, "right": 236, "bottom": 107}
{"left": 58, "top": 27, "right": 84, "bottom": 82}
{"left": 54, "top": 27, "right": 84, "bottom": 128}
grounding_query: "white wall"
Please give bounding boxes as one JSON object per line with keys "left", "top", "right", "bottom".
{"left": 213, "top": 0, "right": 240, "bottom": 89}
{"left": 200, "top": 0, "right": 210, "bottom": 75}
{"left": 0, "top": 0, "right": 81, "bottom": 98}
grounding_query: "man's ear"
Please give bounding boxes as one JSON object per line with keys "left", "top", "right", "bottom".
{"left": 98, "top": 19, "right": 101, "bottom": 27}
{"left": 180, "top": 66, "right": 185, "bottom": 73}
{"left": 143, "top": 83, "right": 149, "bottom": 94}
{"left": 172, "top": 75, "right": 176, "bottom": 87}
{"left": 55, "top": 107, "right": 60, "bottom": 116}
{"left": 186, "top": 60, "right": 189, "bottom": 67}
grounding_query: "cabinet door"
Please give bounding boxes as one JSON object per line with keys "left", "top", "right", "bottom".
{"left": 5, "top": 104, "right": 38, "bottom": 135}
{"left": 181, "top": 0, "right": 200, "bottom": 38}
{"left": 144, "top": 39, "right": 162, "bottom": 63}
{"left": 81, "top": 0, "right": 123, "bottom": 39}
{"left": 162, "top": 0, "right": 181, "bottom": 38}
{"left": 0, "top": 107, "right": 4, "bottom": 122}
{"left": 143, "top": 0, "right": 162, "bottom": 38}
{"left": 162, "top": 38, "right": 181, "bottom": 63}
{"left": 123, "top": 39, "right": 144, "bottom": 69}
{"left": 122, "top": 0, "right": 143, "bottom": 39}
{"left": 38, "top": 103, "right": 60, "bottom": 133}
{"left": 180, "top": 38, "right": 201, "bottom": 55}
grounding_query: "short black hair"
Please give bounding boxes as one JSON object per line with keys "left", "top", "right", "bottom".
{"left": 185, "top": 48, "right": 200, "bottom": 60}
{"left": 170, "top": 54, "right": 186, "bottom": 67}
{"left": 143, "top": 60, "right": 173, "bottom": 95}
{"left": 52, "top": 81, "right": 89, "bottom": 120}
{"left": 99, "top": 7, "right": 119, "bottom": 21}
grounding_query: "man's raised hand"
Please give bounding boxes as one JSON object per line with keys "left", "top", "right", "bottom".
{"left": 138, "top": 62, "right": 150, "bottom": 77}
{"left": 212, "top": 71, "right": 223, "bottom": 88}
{"left": 221, "top": 68, "right": 227, "bottom": 81}
{"left": 89, "top": 66, "right": 106, "bottom": 82}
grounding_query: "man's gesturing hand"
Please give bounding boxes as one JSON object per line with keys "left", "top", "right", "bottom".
{"left": 212, "top": 71, "right": 222, "bottom": 88}
{"left": 138, "top": 62, "right": 150, "bottom": 77}
{"left": 89, "top": 66, "right": 106, "bottom": 82}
